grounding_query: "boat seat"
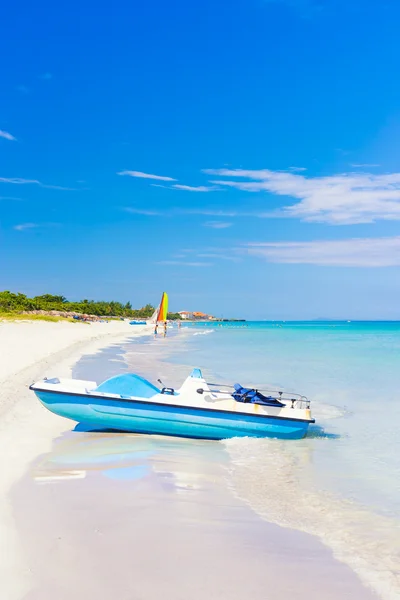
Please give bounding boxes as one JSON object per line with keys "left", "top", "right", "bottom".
{"left": 95, "top": 374, "right": 160, "bottom": 399}
{"left": 232, "top": 384, "right": 285, "bottom": 407}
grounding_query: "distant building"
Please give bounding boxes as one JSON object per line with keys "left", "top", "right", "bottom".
{"left": 192, "top": 311, "right": 207, "bottom": 319}
{"left": 179, "top": 310, "right": 216, "bottom": 320}
{"left": 178, "top": 311, "right": 193, "bottom": 319}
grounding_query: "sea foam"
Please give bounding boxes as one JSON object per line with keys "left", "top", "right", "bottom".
{"left": 223, "top": 436, "right": 400, "bottom": 600}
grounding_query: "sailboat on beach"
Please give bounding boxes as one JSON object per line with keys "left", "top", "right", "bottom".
{"left": 129, "top": 292, "right": 168, "bottom": 326}
{"left": 148, "top": 292, "right": 168, "bottom": 324}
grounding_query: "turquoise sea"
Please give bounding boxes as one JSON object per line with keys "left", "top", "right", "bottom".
{"left": 154, "top": 321, "right": 400, "bottom": 600}
{"left": 71, "top": 321, "right": 400, "bottom": 599}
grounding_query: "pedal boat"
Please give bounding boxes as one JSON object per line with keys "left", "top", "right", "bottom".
{"left": 30, "top": 369, "right": 314, "bottom": 440}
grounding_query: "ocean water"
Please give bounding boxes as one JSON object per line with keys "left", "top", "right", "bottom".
{"left": 160, "top": 321, "right": 400, "bottom": 600}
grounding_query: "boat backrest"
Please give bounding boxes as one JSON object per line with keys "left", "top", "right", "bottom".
{"left": 94, "top": 374, "right": 160, "bottom": 399}
{"left": 178, "top": 368, "right": 211, "bottom": 395}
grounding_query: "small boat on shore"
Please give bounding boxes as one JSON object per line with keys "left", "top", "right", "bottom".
{"left": 129, "top": 292, "right": 168, "bottom": 327}
{"left": 30, "top": 369, "right": 314, "bottom": 440}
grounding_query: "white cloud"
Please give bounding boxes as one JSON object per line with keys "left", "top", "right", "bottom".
{"left": 244, "top": 237, "right": 400, "bottom": 267}
{"left": 197, "top": 252, "right": 240, "bottom": 262}
{"left": 0, "top": 177, "right": 75, "bottom": 190}
{"left": 123, "top": 206, "right": 240, "bottom": 217}
{"left": 14, "top": 223, "right": 38, "bottom": 231}
{"left": 0, "top": 177, "right": 41, "bottom": 185}
{"left": 172, "top": 184, "right": 218, "bottom": 192}
{"left": 203, "top": 221, "right": 233, "bottom": 229}
{"left": 204, "top": 168, "right": 400, "bottom": 224}
{"left": 156, "top": 260, "right": 212, "bottom": 267}
{"left": 0, "top": 130, "right": 16, "bottom": 141}
{"left": 117, "top": 170, "right": 176, "bottom": 181}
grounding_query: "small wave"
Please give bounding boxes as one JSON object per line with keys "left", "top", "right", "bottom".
{"left": 306, "top": 424, "right": 341, "bottom": 439}
{"left": 313, "top": 402, "right": 349, "bottom": 421}
{"left": 193, "top": 330, "right": 215, "bottom": 336}
{"left": 223, "top": 437, "right": 400, "bottom": 600}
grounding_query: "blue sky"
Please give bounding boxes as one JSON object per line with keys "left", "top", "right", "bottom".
{"left": 1, "top": 0, "right": 400, "bottom": 319}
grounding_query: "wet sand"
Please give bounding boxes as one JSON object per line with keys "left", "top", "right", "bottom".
{"left": 13, "top": 432, "right": 377, "bottom": 600}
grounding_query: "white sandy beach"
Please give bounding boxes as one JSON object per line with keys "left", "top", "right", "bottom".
{"left": 0, "top": 319, "right": 149, "bottom": 600}
{"left": 0, "top": 320, "right": 378, "bottom": 600}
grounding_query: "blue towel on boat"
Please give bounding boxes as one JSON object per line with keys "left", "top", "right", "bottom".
{"left": 232, "top": 384, "right": 284, "bottom": 407}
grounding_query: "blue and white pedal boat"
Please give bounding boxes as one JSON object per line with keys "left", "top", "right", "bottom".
{"left": 30, "top": 369, "right": 314, "bottom": 440}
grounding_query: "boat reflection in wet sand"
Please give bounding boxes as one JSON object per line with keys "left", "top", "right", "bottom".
{"left": 31, "top": 432, "right": 222, "bottom": 491}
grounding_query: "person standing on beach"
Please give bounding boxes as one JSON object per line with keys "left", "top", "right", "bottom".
{"left": 154, "top": 323, "right": 158, "bottom": 337}
{"left": 163, "top": 321, "right": 167, "bottom": 337}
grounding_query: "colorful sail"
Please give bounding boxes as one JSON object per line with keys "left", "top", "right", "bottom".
{"left": 149, "top": 305, "right": 159, "bottom": 324}
{"left": 157, "top": 292, "right": 168, "bottom": 322}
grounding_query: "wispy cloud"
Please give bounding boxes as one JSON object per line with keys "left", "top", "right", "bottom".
{"left": 40, "top": 72, "right": 52, "bottom": 80}
{"left": 150, "top": 183, "right": 220, "bottom": 192}
{"left": 350, "top": 163, "right": 380, "bottom": 168}
{"left": 244, "top": 237, "right": 400, "bottom": 267}
{"left": 14, "top": 222, "right": 60, "bottom": 232}
{"left": 205, "top": 168, "right": 400, "bottom": 224}
{"left": 203, "top": 221, "right": 233, "bottom": 229}
{"left": 117, "top": 170, "right": 177, "bottom": 182}
{"left": 14, "top": 223, "right": 38, "bottom": 231}
{"left": 172, "top": 184, "right": 219, "bottom": 192}
{"left": 183, "top": 209, "right": 239, "bottom": 217}
{"left": 122, "top": 206, "right": 241, "bottom": 218}
{"left": 0, "top": 130, "right": 16, "bottom": 141}
{"left": 197, "top": 252, "right": 240, "bottom": 262}
{"left": 123, "top": 207, "right": 163, "bottom": 216}
{"left": 0, "top": 177, "right": 76, "bottom": 190}
{"left": 156, "top": 260, "right": 212, "bottom": 267}
{"left": 0, "top": 196, "right": 21, "bottom": 201}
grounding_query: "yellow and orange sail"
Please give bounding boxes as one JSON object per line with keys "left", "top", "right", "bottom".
{"left": 157, "top": 292, "right": 168, "bottom": 322}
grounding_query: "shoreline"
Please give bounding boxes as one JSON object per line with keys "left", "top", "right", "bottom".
{"left": 0, "top": 321, "right": 378, "bottom": 600}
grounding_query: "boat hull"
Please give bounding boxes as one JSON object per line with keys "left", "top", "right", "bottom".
{"left": 33, "top": 390, "right": 311, "bottom": 440}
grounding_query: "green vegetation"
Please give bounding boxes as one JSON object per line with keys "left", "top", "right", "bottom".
{"left": 0, "top": 291, "right": 181, "bottom": 320}
{"left": 167, "top": 312, "right": 181, "bottom": 320}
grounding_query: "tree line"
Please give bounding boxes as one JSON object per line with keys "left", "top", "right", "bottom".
{"left": 0, "top": 291, "right": 181, "bottom": 319}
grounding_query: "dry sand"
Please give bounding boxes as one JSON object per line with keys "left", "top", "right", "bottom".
{"left": 0, "top": 319, "right": 149, "bottom": 600}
